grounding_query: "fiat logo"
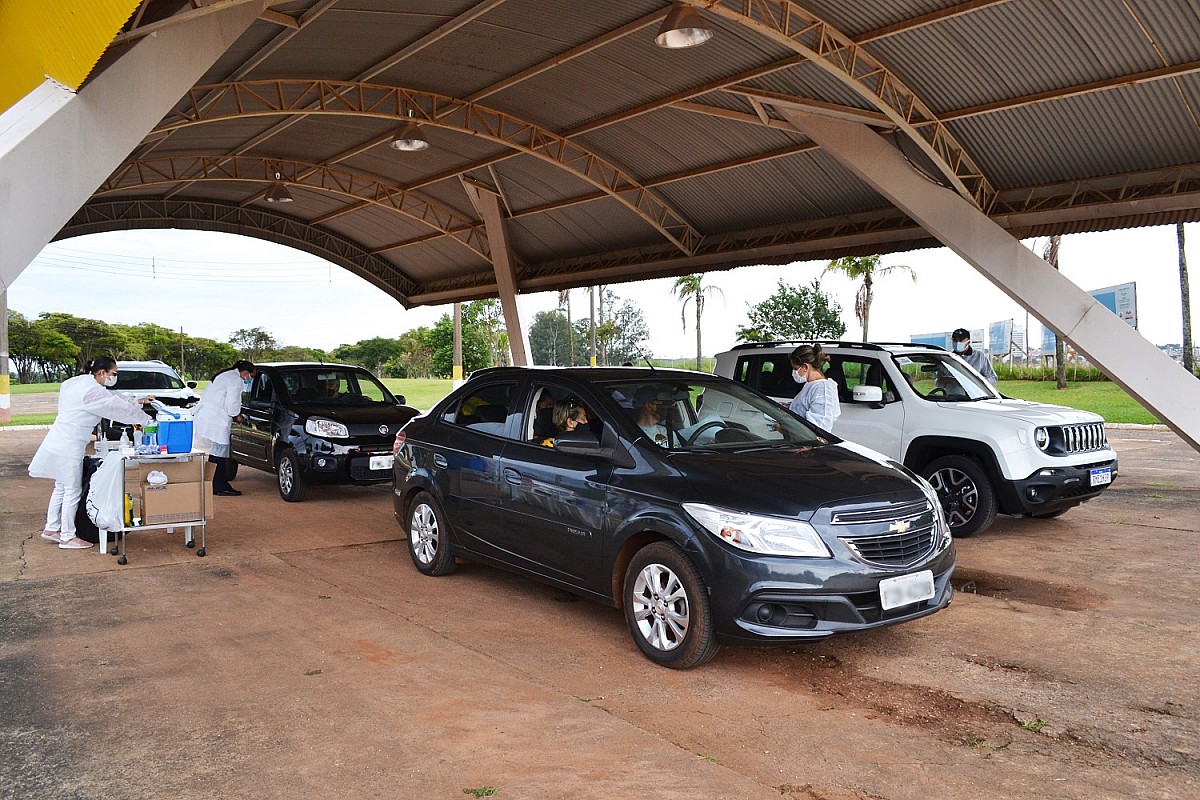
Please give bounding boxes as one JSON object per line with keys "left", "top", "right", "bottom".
{"left": 378, "top": 425, "right": 389, "bottom": 435}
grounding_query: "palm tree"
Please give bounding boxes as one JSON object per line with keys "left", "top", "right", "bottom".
{"left": 821, "top": 255, "right": 915, "bottom": 342}
{"left": 672, "top": 274, "right": 723, "bottom": 370}
{"left": 1043, "top": 236, "right": 1067, "bottom": 389}
{"left": 557, "top": 288, "right": 574, "bottom": 365}
{"left": 1179, "top": 223, "right": 1194, "bottom": 375}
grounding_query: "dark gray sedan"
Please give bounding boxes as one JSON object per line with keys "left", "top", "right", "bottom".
{"left": 392, "top": 367, "right": 954, "bottom": 668}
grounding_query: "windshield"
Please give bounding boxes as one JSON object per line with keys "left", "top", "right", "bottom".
{"left": 600, "top": 377, "right": 830, "bottom": 451}
{"left": 113, "top": 369, "right": 184, "bottom": 391}
{"left": 280, "top": 368, "right": 396, "bottom": 406}
{"left": 893, "top": 353, "right": 998, "bottom": 401}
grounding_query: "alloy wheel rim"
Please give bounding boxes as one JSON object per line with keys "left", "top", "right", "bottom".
{"left": 631, "top": 563, "right": 689, "bottom": 651}
{"left": 411, "top": 504, "right": 438, "bottom": 565}
{"left": 930, "top": 467, "right": 977, "bottom": 527}
{"left": 279, "top": 458, "right": 293, "bottom": 493}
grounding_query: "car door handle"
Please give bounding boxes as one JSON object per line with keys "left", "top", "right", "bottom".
{"left": 433, "top": 454, "right": 448, "bottom": 468}
{"left": 503, "top": 467, "right": 522, "bottom": 485}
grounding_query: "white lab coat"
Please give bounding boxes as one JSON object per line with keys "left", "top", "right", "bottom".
{"left": 788, "top": 377, "right": 841, "bottom": 431}
{"left": 28, "top": 374, "right": 152, "bottom": 487}
{"left": 193, "top": 368, "right": 245, "bottom": 457}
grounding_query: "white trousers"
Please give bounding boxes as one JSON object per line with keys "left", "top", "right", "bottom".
{"left": 45, "top": 481, "right": 83, "bottom": 538}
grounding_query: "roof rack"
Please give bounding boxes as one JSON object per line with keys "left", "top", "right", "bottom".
{"left": 728, "top": 340, "right": 947, "bottom": 353}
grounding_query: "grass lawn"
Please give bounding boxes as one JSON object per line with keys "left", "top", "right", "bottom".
{"left": 381, "top": 378, "right": 454, "bottom": 410}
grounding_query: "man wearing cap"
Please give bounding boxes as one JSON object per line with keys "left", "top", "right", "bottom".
{"left": 951, "top": 328, "right": 997, "bottom": 386}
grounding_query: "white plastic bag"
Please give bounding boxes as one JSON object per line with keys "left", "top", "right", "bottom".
{"left": 86, "top": 451, "right": 126, "bottom": 531}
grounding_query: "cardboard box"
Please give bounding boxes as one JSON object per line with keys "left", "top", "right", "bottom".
{"left": 134, "top": 458, "right": 215, "bottom": 524}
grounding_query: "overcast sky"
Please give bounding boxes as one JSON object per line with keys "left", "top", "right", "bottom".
{"left": 8, "top": 223, "right": 1196, "bottom": 360}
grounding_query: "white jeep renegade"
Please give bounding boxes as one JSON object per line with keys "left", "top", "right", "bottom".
{"left": 714, "top": 341, "right": 1118, "bottom": 536}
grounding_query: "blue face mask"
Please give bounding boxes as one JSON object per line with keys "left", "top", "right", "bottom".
{"left": 953, "top": 341, "right": 968, "bottom": 353}
{"left": 243, "top": 378, "right": 253, "bottom": 391}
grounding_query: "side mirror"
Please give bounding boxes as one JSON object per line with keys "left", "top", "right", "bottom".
{"left": 852, "top": 385, "right": 884, "bottom": 407}
{"left": 186, "top": 380, "right": 198, "bottom": 389}
{"left": 394, "top": 394, "right": 407, "bottom": 405}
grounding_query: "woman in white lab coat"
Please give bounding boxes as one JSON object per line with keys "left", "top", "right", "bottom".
{"left": 29, "top": 357, "right": 155, "bottom": 549}
{"left": 193, "top": 360, "right": 255, "bottom": 496}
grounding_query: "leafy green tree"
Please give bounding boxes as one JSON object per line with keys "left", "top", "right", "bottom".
{"left": 229, "top": 326, "right": 279, "bottom": 362}
{"left": 274, "top": 345, "right": 330, "bottom": 362}
{"left": 598, "top": 290, "right": 650, "bottom": 365}
{"left": 736, "top": 280, "right": 846, "bottom": 342}
{"left": 529, "top": 311, "right": 574, "bottom": 365}
{"left": 37, "top": 312, "right": 128, "bottom": 370}
{"left": 672, "top": 274, "right": 723, "bottom": 369}
{"left": 8, "top": 312, "right": 80, "bottom": 382}
{"left": 821, "top": 255, "right": 915, "bottom": 341}
{"left": 333, "top": 337, "right": 404, "bottom": 375}
{"left": 183, "top": 337, "right": 238, "bottom": 381}
{"left": 389, "top": 328, "right": 434, "bottom": 378}
{"left": 429, "top": 311, "right": 491, "bottom": 377}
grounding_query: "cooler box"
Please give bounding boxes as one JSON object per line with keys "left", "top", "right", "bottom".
{"left": 157, "top": 419, "right": 194, "bottom": 453}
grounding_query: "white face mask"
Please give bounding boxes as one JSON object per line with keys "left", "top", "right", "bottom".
{"left": 953, "top": 341, "right": 968, "bottom": 353}
{"left": 104, "top": 373, "right": 118, "bottom": 387}
{"left": 792, "top": 369, "right": 807, "bottom": 385}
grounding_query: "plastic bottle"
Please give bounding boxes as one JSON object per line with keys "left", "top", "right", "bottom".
{"left": 119, "top": 429, "right": 131, "bottom": 451}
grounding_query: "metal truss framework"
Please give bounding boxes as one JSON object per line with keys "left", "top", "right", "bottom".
{"left": 57, "top": 199, "right": 420, "bottom": 302}
{"left": 157, "top": 80, "right": 703, "bottom": 257}
{"left": 96, "top": 155, "right": 493, "bottom": 261}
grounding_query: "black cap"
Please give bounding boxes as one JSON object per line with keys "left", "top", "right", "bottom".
{"left": 951, "top": 328, "right": 970, "bottom": 340}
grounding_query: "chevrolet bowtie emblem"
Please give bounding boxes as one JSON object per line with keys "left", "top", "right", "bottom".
{"left": 888, "top": 519, "right": 912, "bottom": 534}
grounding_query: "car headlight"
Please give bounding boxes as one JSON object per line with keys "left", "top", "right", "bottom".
{"left": 305, "top": 418, "right": 349, "bottom": 438}
{"left": 1034, "top": 426, "right": 1050, "bottom": 450}
{"left": 683, "top": 503, "right": 831, "bottom": 558}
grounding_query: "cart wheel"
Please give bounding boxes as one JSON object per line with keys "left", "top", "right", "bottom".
{"left": 197, "top": 548, "right": 206, "bottom": 557}
{"left": 110, "top": 546, "right": 119, "bottom": 556}
{"left": 117, "top": 556, "right": 127, "bottom": 565}
{"left": 187, "top": 540, "right": 195, "bottom": 548}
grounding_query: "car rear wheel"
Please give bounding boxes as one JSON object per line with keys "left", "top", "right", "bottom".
{"left": 921, "top": 455, "right": 996, "bottom": 537}
{"left": 406, "top": 492, "right": 456, "bottom": 576}
{"left": 623, "top": 542, "right": 717, "bottom": 669}
{"left": 277, "top": 449, "right": 309, "bottom": 502}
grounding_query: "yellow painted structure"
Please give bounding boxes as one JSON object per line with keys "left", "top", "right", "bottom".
{"left": 0, "top": 0, "right": 140, "bottom": 114}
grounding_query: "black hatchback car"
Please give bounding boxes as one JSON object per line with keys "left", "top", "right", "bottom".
{"left": 229, "top": 362, "right": 419, "bottom": 501}
{"left": 392, "top": 367, "right": 955, "bottom": 668}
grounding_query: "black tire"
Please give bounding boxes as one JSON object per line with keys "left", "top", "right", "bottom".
{"left": 921, "top": 455, "right": 997, "bottom": 537}
{"left": 225, "top": 459, "right": 239, "bottom": 480}
{"left": 277, "top": 449, "right": 309, "bottom": 502}
{"left": 406, "top": 492, "right": 457, "bottom": 576}
{"left": 623, "top": 542, "right": 717, "bottom": 669}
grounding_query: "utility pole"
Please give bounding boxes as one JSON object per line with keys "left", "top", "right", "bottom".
{"left": 589, "top": 286, "right": 597, "bottom": 367}
{"left": 452, "top": 302, "right": 463, "bottom": 385}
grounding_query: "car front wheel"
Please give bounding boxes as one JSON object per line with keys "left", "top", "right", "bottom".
{"left": 277, "top": 449, "right": 309, "bottom": 502}
{"left": 623, "top": 542, "right": 717, "bottom": 669}
{"left": 921, "top": 455, "right": 996, "bottom": 537}
{"left": 406, "top": 492, "right": 456, "bottom": 576}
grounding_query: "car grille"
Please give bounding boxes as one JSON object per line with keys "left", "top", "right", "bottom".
{"left": 1058, "top": 422, "right": 1108, "bottom": 454}
{"left": 834, "top": 500, "right": 939, "bottom": 569}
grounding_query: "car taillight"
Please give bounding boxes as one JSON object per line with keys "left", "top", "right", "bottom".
{"left": 392, "top": 430, "right": 406, "bottom": 455}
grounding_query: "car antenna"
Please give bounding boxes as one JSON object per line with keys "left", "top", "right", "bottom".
{"left": 634, "top": 345, "right": 657, "bottom": 371}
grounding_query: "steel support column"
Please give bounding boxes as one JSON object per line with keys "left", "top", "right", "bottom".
{"left": 0, "top": 1, "right": 265, "bottom": 290}
{"left": 461, "top": 179, "right": 529, "bottom": 367}
{"left": 780, "top": 108, "right": 1200, "bottom": 451}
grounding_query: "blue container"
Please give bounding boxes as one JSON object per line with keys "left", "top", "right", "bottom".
{"left": 157, "top": 419, "right": 193, "bottom": 453}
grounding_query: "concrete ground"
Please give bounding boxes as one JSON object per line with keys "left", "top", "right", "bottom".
{"left": 1, "top": 424, "right": 1197, "bottom": 800}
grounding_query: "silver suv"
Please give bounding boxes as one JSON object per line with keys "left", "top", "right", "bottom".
{"left": 714, "top": 341, "right": 1118, "bottom": 536}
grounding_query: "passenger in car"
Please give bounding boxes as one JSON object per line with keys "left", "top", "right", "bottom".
{"left": 633, "top": 386, "right": 670, "bottom": 446}
{"left": 540, "top": 396, "right": 590, "bottom": 447}
{"left": 531, "top": 389, "right": 557, "bottom": 440}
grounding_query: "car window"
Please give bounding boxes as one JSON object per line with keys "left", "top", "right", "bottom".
{"left": 894, "top": 353, "right": 994, "bottom": 401}
{"left": 442, "top": 382, "right": 517, "bottom": 434}
{"left": 604, "top": 377, "right": 828, "bottom": 450}
{"left": 114, "top": 369, "right": 183, "bottom": 391}
{"left": 249, "top": 372, "right": 275, "bottom": 403}
{"left": 279, "top": 368, "right": 395, "bottom": 405}
{"left": 521, "top": 383, "right": 604, "bottom": 447}
{"left": 830, "top": 357, "right": 897, "bottom": 404}
{"left": 737, "top": 355, "right": 796, "bottom": 399}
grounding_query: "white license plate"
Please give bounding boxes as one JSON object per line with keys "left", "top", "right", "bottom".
{"left": 1090, "top": 467, "right": 1112, "bottom": 487}
{"left": 369, "top": 455, "right": 394, "bottom": 471}
{"left": 879, "top": 570, "right": 935, "bottom": 611}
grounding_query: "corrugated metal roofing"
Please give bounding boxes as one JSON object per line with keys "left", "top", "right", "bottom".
{"left": 48, "top": 0, "right": 1200, "bottom": 307}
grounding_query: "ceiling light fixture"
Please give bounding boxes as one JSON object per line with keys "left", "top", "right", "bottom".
{"left": 390, "top": 108, "right": 429, "bottom": 151}
{"left": 655, "top": 2, "right": 713, "bottom": 49}
{"left": 265, "top": 170, "right": 293, "bottom": 203}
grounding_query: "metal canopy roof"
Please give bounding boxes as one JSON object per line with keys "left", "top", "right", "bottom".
{"left": 62, "top": 0, "right": 1200, "bottom": 309}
